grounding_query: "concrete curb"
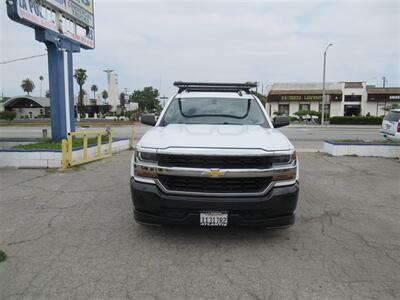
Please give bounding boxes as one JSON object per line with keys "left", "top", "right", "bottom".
{"left": 323, "top": 140, "right": 400, "bottom": 158}
{"left": 288, "top": 124, "right": 380, "bottom": 129}
{"left": 0, "top": 139, "right": 131, "bottom": 168}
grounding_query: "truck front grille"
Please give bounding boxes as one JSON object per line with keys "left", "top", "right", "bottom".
{"left": 158, "top": 175, "right": 272, "bottom": 194}
{"left": 157, "top": 154, "right": 273, "bottom": 169}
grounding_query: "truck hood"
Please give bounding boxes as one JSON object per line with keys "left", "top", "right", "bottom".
{"left": 138, "top": 124, "right": 293, "bottom": 151}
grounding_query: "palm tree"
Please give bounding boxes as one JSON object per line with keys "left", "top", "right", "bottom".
{"left": 101, "top": 90, "right": 108, "bottom": 102}
{"left": 73, "top": 68, "right": 88, "bottom": 114}
{"left": 119, "top": 92, "right": 126, "bottom": 107}
{"left": 39, "top": 75, "right": 44, "bottom": 97}
{"left": 102, "top": 90, "right": 109, "bottom": 103}
{"left": 21, "top": 79, "right": 35, "bottom": 95}
{"left": 90, "top": 84, "right": 98, "bottom": 103}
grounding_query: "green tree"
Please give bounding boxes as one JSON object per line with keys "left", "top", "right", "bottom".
{"left": 102, "top": 90, "right": 109, "bottom": 103}
{"left": 0, "top": 111, "right": 16, "bottom": 121}
{"left": 119, "top": 92, "right": 126, "bottom": 107}
{"left": 130, "top": 86, "right": 160, "bottom": 112}
{"left": 74, "top": 69, "right": 88, "bottom": 114}
{"left": 91, "top": 84, "right": 98, "bottom": 102}
{"left": 251, "top": 91, "right": 267, "bottom": 106}
{"left": 21, "top": 78, "right": 35, "bottom": 95}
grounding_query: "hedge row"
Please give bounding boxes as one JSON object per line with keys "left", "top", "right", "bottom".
{"left": 293, "top": 110, "right": 321, "bottom": 118}
{"left": 329, "top": 116, "right": 383, "bottom": 125}
{"left": 0, "top": 111, "right": 16, "bottom": 121}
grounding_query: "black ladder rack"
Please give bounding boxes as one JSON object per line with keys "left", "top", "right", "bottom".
{"left": 173, "top": 81, "right": 258, "bottom": 94}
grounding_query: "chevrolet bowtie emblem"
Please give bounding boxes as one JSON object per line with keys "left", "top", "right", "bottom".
{"left": 203, "top": 169, "right": 226, "bottom": 177}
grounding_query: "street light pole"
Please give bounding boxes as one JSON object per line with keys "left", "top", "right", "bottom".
{"left": 321, "top": 43, "right": 333, "bottom": 126}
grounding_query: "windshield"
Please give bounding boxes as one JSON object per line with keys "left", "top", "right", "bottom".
{"left": 160, "top": 97, "right": 268, "bottom": 126}
{"left": 384, "top": 111, "right": 400, "bottom": 122}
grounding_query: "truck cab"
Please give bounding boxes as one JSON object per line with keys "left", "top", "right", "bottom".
{"left": 130, "top": 82, "right": 299, "bottom": 227}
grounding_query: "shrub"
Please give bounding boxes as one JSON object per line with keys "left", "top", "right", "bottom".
{"left": 329, "top": 116, "right": 383, "bottom": 125}
{"left": 0, "top": 111, "right": 16, "bottom": 121}
{"left": 288, "top": 116, "right": 298, "bottom": 122}
{"left": 294, "top": 110, "right": 322, "bottom": 119}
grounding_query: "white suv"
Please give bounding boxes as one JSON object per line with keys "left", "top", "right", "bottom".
{"left": 381, "top": 109, "right": 400, "bottom": 141}
{"left": 130, "top": 82, "right": 299, "bottom": 227}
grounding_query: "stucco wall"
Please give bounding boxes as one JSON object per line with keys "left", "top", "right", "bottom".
{"left": 289, "top": 102, "right": 298, "bottom": 116}
{"left": 310, "top": 102, "right": 319, "bottom": 112}
{"left": 330, "top": 102, "right": 342, "bottom": 116}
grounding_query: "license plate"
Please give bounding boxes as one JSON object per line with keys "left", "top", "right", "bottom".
{"left": 200, "top": 212, "right": 228, "bottom": 227}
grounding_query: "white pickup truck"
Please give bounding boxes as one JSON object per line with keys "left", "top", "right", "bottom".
{"left": 130, "top": 82, "right": 299, "bottom": 227}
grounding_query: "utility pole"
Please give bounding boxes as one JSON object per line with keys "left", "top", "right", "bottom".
{"left": 321, "top": 43, "right": 333, "bottom": 126}
{"left": 159, "top": 95, "right": 168, "bottom": 107}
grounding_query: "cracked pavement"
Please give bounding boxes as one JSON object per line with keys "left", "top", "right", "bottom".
{"left": 0, "top": 151, "right": 399, "bottom": 299}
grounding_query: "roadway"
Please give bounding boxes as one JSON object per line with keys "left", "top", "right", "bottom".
{"left": 0, "top": 124, "right": 383, "bottom": 151}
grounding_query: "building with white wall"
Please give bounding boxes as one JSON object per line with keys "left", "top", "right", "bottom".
{"left": 265, "top": 82, "right": 400, "bottom": 117}
{"left": 104, "top": 71, "right": 119, "bottom": 112}
{"left": 3, "top": 96, "right": 49, "bottom": 118}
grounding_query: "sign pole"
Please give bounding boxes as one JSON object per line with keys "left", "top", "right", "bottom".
{"left": 35, "top": 29, "right": 79, "bottom": 141}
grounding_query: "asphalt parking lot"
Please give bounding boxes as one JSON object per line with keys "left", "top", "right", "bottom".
{"left": 0, "top": 151, "right": 399, "bottom": 299}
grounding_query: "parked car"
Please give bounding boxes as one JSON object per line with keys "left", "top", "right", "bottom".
{"left": 380, "top": 109, "right": 400, "bottom": 141}
{"left": 104, "top": 116, "right": 118, "bottom": 121}
{"left": 104, "top": 116, "right": 129, "bottom": 121}
{"left": 130, "top": 82, "right": 298, "bottom": 228}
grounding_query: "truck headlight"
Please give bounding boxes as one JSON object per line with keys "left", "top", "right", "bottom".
{"left": 272, "top": 151, "right": 296, "bottom": 165}
{"left": 135, "top": 165, "right": 158, "bottom": 178}
{"left": 135, "top": 151, "right": 157, "bottom": 162}
{"left": 134, "top": 151, "right": 158, "bottom": 178}
{"left": 272, "top": 168, "right": 296, "bottom": 181}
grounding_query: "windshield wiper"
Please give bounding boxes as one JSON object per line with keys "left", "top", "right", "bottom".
{"left": 222, "top": 122, "right": 241, "bottom": 125}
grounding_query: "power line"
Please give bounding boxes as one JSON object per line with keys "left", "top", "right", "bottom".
{"left": 0, "top": 53, "right": 47, "bottom": 65}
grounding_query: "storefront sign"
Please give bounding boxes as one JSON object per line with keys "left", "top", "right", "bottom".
{"left": 271, "top": 94, "right": 341, "bottom": 102}
{"left": 368, "top": 94, "right": 400, "bottom": 101}
{"left": 15, "top": 0, "right": 95, "bottom": 49}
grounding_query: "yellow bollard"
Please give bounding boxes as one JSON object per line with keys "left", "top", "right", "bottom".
{"left": 67, "top": 133, "right": 72, "bottom": 167}
{"left": 97, "top": 133, "right": 102, "bottom": 159}
{"left": 61, "top": 139, "right": 68, "bottom": 170}
{"left": 83, "top": 133, "right": 88, "bottom": 161}
{"left": 108, "top": 130, "right": 112, "bottom": 156}
{"left": 130, "top": 127, "right": 135, "bottom": 149}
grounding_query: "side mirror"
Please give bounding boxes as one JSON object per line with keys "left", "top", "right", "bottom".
{"left": 273, "top": 115, "right": 290, "bottom": 128}
{"left": 140, "top": 114, "right": 157, "bottom": 126}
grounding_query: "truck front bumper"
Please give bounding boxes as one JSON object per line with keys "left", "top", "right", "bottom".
{"left": 130, "top": 178, "right": 299, "bottom": 227}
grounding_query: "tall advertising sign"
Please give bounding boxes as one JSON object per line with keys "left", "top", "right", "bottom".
{"left": 7, "top": 0, "right": 96, "bottom": 141}
{"left": 12, "top": 0, "right": 95, "bottom": 49}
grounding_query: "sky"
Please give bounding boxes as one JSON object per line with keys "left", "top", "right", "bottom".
{"left": 1, "top": 0, "right": 399, "bottom": 98}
